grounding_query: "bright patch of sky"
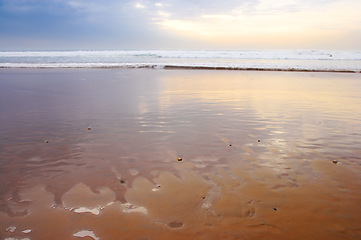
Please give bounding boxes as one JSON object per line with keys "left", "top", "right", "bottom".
{"left": 0, "top": 0, "right": 360, "bottom": 50}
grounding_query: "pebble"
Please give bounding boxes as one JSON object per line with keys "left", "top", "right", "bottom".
{"left": 258, "top": 139, "right": 261, "bottom": 142}
{"left": 88, "top": 127, "right": 91, "bottom": 130}
{"left": 45, "top": 140, "right": 49, "bottom": 143}
{"left": 333, "top": 160, "right": 338, "bottom": 164}
{"left": 273, "top": 207, "right": 278, "bottom": 211}
{"left": 167, "top": 221, "right": 184, "bottom": 228}
{"left": 178, "top": 158, "right": 182, "bottom": 161}
{"left": 120, "top": 179, "right": 126, "bottom": 184}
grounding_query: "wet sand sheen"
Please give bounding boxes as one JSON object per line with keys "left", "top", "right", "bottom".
{"left": 0, "top": 68, "right": 361, "bottom": 240}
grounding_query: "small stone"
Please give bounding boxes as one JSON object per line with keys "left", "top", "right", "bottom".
{"left": 178, "top": 158, "right": 182, "bottom": 161}
{"left": 156, "top": 184, "right": 161, "bottom": 188}
{"left": 273, "top": 207, "right": 277, "bottom": 211}
{"left": 258, "top": 139, "right": 261, "bottom": 142}
{"left": 333, "top": 160, "right": 338, "bottom": 164}
{"left": 120, "top": 179, "right": 126, "bottom": 184}
{"left": 88, "top": 127, "right": 91, "bottom": 130}
{"left": 45, "top": 140, "right": 49, "bottom": 143}
{"left": 167, "top": 221, "right": 184, "bottom": 228}
{"left": 229, "top": 144, "right": 232, "bottom": 146}
{"left": 202, "top": 196, "right": 206, "bottom": 199}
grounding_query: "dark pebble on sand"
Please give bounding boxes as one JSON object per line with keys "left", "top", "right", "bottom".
{"left": 178, "top": 158, "right": 182, "bottom": 161}
{"left": 229, "top": 144, "right": 232, "bottom": 146}
{"left": 45, "top": 140, "right": 49, "bottom": 143}
{"left": 88, "top": 127, "right": 91, "bottom": 130}
{"left": 258, "top": 139, "right": 261, "bottom": 142}
{"left": 273, "top": 207, "right": 278, "bottom": 211}
{"left": 333, "top": 160, "right": 338, "bottom": 164}
{"left": 168, "top": 221, "right": 184, "bottom": 228}
{"left": 120, "top": 179, "right": 126, "bottom": 184}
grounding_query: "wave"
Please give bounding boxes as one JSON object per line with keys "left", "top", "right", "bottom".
{"left": 1, "top": 50, "right": 360, "bottom": 72}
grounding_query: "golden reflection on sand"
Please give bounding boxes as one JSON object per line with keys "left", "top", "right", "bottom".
{"left": 157, "top": 71, "right": 361, "bottom": 118}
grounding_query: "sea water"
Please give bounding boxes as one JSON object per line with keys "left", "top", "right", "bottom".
{"left": 1, "top": 50, "right": 361, "bottom": 71}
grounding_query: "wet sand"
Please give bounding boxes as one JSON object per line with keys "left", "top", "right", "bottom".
{"left": 0, "top": 68, "right": 361, "bottom": 240}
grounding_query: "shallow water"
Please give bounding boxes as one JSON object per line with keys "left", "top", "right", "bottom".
{"left": 0, "top": 69, "right": 361, "bottom": 240}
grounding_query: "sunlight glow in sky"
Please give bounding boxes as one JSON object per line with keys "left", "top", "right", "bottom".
{"left": 0, "top": 0, "right": 360, "bottom": 50}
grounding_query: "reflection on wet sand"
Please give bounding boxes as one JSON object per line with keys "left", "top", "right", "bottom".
{"left": 0, "top": 69, "right": 361, "bottom": 239}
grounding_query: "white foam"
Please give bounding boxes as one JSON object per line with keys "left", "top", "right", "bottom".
{"left": 73, "top": 230, "right": 99, "bottom": 240}
{"left": 4, "top": 238, "right": 30, "bottom": 240}
{"left": 22, "top": 229, "right": 32, "bottom": 234}
{"left": 202, "top": 202, "right": 212, "bottom": 209}
{"left": 152, "top": 184, "right": 162, "bottom": 192}
{"left": 74, "top": 207, "right": 100, "bottom": 215}
{"left": 61, "top": 183, "right": 116, "bottom": 212}
{"left": 121, "top": 203, "right": 148, "bottom": 215}
{"left": 6, "top": 226, "right": 16, "bottom": 232}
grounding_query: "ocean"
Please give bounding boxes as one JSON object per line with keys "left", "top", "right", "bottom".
{"left": 1, "top": 49, "right": 361, "bottom": 72}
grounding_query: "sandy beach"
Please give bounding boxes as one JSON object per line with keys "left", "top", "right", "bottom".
{"left": 1, "top": 68, "right": 361, "bottom": 240}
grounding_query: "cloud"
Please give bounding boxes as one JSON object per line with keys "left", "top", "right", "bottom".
{"left": 0, "top": 0, "right": 151, "bottom": 49}
{"left": 142, "top": 0, "right": 361, "bottom": 49}
{"left": 0, "top": 0, "right": 360, "bottom": 50}
{"left": 135, "top": 2, "right": 146, "bottom": 8}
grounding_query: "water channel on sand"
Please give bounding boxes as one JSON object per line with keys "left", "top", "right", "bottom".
{"left": 0, "top": 68, "right": 361, "bottom": 240}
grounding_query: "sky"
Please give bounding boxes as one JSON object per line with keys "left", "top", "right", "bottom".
{"left": 0, "top": 0, "right": 361, "bottom": 50}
